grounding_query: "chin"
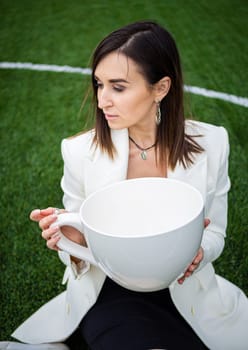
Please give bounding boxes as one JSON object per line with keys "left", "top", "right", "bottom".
{"left": 107, "top": 121, "right": 126, "bottom": 130}
{"left": 109, "top": 126, "right": 126, "bottom": 131}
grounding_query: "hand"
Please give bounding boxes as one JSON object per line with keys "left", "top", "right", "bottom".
{"left": 177, "top": 218, "right": 210, "bottom": 285}
{"left": 30, "top": 207, "right": 86, "bottom": 253}
{"left": 30, "top": 207, "right": 64, "bottom": 251}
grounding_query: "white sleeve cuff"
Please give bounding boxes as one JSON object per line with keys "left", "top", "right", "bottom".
{"left": 71, "top": 260, "right": 91, "bottom": 277}
{"left": 58, "top": 250, "right": 90, "bottom": 283}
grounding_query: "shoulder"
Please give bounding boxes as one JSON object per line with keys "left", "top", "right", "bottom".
{"left": 61, "top": 129, "right": 95, "bottom": 162}
{"left": 185, "top": 119, "right": 228, "bottom": 140}
{"left": 186, "top": 120, "right": 229, "bottom": 157}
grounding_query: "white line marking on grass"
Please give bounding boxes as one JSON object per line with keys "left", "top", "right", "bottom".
{"left": 0, "top": 61, "right": 92, "bottom": 75}
{"left": 1, "top": 61, "right": 248, "bottom": 108}
{"left": 184, "top": 85, "right": 248, "bottom": 108}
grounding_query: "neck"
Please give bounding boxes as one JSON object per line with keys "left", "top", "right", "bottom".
{"left": 128, "top": 132, "right": 157, "bottom": 161}
{"left": 128, "top": 127, "right": 157, "bottom": 149}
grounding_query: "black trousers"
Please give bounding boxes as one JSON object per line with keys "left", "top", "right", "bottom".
{"left": 67, "top": 277, "right": 209, "bottom": 350}
{"left": 65, "top": 328, "right": 88, "bottom": 350}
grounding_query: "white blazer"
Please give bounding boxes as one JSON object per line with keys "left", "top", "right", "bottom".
{"left": 12, "top": 121, "right": 248, "bottom": 349}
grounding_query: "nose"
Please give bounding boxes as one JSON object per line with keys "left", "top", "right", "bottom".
{"left": 97, "top": 88, "right": 113, "bottom": 109}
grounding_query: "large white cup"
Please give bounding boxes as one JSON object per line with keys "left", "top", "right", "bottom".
{"left": 56, "top": 178, "right": 204, "bottom": 291}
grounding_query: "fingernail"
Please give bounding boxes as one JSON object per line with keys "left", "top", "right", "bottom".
{"left": 33, "top": 209, "right": 41, "bottom": 215}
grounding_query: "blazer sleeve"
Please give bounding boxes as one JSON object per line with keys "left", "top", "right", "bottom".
{"left": 58, "top": 135, "right": 91, "bottom": 276}
{"left": 198, "top": 126, "right": 231, "bottom": 271}
{"left": 60, "top": 137, "right": 87, "bottom": 212}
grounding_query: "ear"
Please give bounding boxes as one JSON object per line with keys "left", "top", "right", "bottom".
{"left": 154, "top": 76, "right": 171, "bottom": 100}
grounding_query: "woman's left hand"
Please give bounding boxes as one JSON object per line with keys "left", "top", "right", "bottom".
{"left": 177, "top": 247, "right": 204, "bottom": 284}
{"left": 177, "top": 218, "right": 210, "bottom": 285}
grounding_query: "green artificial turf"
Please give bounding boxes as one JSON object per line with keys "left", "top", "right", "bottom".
{"left": 0, "top": 0, "right": 247, "bottom": 343}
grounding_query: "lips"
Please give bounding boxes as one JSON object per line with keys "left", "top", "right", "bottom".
{"left": 104, "top": 114, "right": 118, "bottom": 120}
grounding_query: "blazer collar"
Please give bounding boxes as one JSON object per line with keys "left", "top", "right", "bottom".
{"left": 84, "top": 128, "right": 207, "bottom": 201}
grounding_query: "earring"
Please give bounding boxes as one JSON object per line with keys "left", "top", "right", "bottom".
{"left": 155, "top": 101, "right": 161, "bottom": 125}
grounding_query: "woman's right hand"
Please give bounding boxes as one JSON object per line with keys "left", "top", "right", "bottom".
{"left": 30, "top": 207, "right": 63, "bottom": 251}
{"left": 30, "top": 207, "right": 87, "bottom": 253}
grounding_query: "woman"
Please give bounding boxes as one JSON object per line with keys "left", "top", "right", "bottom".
{"left": 2, "top": 21, "right": 248, "bottom": 350}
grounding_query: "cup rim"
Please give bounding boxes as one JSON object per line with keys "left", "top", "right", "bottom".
{"left": 80, "top": 177, "right": 204, "bottom": 238}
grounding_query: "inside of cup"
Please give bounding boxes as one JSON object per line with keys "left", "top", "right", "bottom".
{"left": 81, "top": 178, "right": 203, "bottom": 237}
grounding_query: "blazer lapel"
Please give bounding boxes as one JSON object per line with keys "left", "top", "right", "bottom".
{"left": 168, "top": 152, "right": 208, "bottom": 203}
{"left": 84, "top": 127, "right": 208, "bottom": 203}
{"left": 84, "top": 128, "right": 129, "bottom": 197}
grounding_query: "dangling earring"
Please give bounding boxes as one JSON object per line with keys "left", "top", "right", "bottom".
{"left": 155, "top": 101, "right": 161, "bottom": 125}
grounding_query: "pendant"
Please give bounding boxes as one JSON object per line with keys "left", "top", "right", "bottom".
{"left": 141, "top": 150, "right": 147, "bottom": 160}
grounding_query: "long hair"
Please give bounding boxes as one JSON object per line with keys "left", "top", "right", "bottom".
{"left": 91, "top": 21, "right": 203, "bottom": 169}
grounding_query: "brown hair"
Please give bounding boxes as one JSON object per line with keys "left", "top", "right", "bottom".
{"left": 91, "top": 21, "right": 203, "bottom": 169}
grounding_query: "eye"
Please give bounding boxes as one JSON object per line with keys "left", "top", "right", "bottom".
{"left": 113, "top": 85, "right": 125, "bottom": 92}
{"left": 94, "top": 79, "right": 103, "bottom": 89}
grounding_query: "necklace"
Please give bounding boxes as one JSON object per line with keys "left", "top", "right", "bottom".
{"left": 129, "top": 136, "right": 156, "bottom": 160}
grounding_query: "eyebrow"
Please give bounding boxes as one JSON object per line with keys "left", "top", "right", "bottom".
{"left": 94, "top": 75, "right": 130, "bottom": 84}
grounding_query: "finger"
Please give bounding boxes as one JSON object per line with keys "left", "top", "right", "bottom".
{"left": 41, "top": 225, "right": 60, "bottom": 241}
{"left": 40, "top": 207, "right": 58, "bottom": 216}
{"left": 30, "top": 207, "right": 55, "bottom": 221}
{"left": 39, "top": 214, "right": 58, "bottom": 231}
{"left": 178, "top": 276, "right": 185, "bottom": 284}
{"left": 53, "top": 208, "right": 66, "bottom": 215}
{"left": 178, "top": 249, "right": 204, "bottom": 285}
{"left": 193, "top": 248, "right": 204, "bottom": 265}
{"left": 177, "top": 269, "right": 190, "bottom": 284}
{"left": 178, "top": 263, "right": 197, "bottom": 284}
{"left": 193, "top": 257, "right": 201, "bottom": 265}
{"left": 188, "top": 264, "right": 196, "bottom": 272}
{"left": 39, "top": 207, "right": 66, "bottom": 217}
{"left": 184, "top": 270, "right": 192, "bottom": 277}
{"left": 204, "top": 218, "right": 210, "bottom": 228}
{"left": 46, "top": 233, "right": 61, "bottom": 251}
{"left": 30, "top": 209, "right": 42, "bottom": 221}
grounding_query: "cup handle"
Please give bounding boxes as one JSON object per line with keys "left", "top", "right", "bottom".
{"left": 52, "top": 213, "right": 98, "bottom": 266}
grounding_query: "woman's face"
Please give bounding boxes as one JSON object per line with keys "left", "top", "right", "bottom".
{"left": 94, "top": 51, "right": 158, "bottom": 131}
